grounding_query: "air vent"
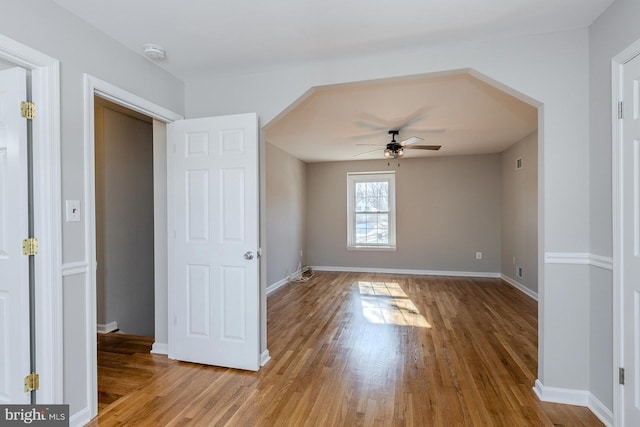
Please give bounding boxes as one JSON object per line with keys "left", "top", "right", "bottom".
{"left": 515, "top": 157, "right": 523, "bottom": 170}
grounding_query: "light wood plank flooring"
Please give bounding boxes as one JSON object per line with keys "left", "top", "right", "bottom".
{"left": 89, "top": 272, "right": 603, "bottom": 426}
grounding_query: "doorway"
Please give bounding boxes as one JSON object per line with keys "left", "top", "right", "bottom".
{"left": 83, "top": 74, "right": 183, "bottom": 420}
{"left": 94, "top": 97, "right": 155, "bottom": 337}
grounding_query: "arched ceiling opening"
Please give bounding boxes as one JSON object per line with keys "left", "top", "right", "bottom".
{"left": 265, "top": 71, "right": 538, "bottom": 163}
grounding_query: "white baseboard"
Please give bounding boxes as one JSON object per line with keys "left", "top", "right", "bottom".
{"left": 97, "top": 321, "right": 118, "bottom": 334}
{"left": 69, "top": 407, "right": 91, "bottom": 427}
{"left": 533, "top": 379, "right": 612, "bottom": 426}
{"left": 588, "top": 393, "right": 613, "bottom": 427}
{"left": 151, "top": 342, "right": 168, "bottom": 355}
{"left": 266, "top": 277, "right": 289, "bottom": 296}
{"left": 533, "top": 379, "right": 589, "bottom": 406}
{"left": 311, "top": 266, "right": 501, "bottom": 278}
{"left": 261, "top": 349, "right": 271, "bottom": 366}
{"left": 500, "top": 274, "right": 538, "bottom": 300}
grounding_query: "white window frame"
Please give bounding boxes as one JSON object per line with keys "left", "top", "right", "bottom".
{"left": 347, "top": 171, "right": 396, "bottom": 250}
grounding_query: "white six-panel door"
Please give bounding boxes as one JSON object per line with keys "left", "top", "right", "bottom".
{"left": 0, "top": 67, "right": 30, "bottom": 403}
{"left": 623, "top": 51, "right": 640, "bottom": 426}
{"left": 168, "top": 113, "right": 259, "bottom": 371}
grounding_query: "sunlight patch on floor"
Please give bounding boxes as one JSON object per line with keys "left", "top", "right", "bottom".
{"left": 357, "top": 281, "right": 431, "bottom": 328}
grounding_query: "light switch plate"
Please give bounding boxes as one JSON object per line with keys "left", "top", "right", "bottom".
{"left": 66, "top": 200, "right": 81, "bottom": 222}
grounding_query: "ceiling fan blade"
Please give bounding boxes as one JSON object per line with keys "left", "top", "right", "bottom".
{"left": 398, "top": 108, "right": 429, "bottom": 129}
{"left": 354, "top": 120, "right": 389, "bottom": 131}
{"left": 356, "top": 108, "right": 429, "bottom": 132}
{"left": 356, "top": 143, "right": 384, "bottom": 146}
{"left": 353, "top": 148, "right": 384, "bottom": 157}
{"left": 355, "top": 113, "right": 396, "bottom": 129}
{"left": 351, "top": 130, "right": 385, "bottom": 140}
{"left": 403, "top": 127, "right": 447, "bottom": 134}
{"left": 399, "top": 136, "right": 424, "bottom": 146}
{"left": 406, "top": 145, "right": 441, "bottom": 150}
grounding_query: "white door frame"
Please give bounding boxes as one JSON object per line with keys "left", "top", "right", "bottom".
{"left": 82, "top": 74, "right": 182, "bottom": 420}
{"left": 612, "top": 37, "right": 640, "bottom": 427}
{"left": 0, "top": 34, "right": 62, "bottom": 404}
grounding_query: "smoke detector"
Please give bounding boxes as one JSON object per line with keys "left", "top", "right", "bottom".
{"left": 143, "top": 44, "right": 166, "bottom": 61}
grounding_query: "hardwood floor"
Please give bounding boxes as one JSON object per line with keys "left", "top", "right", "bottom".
{"left": 90, "top": 272, "right": 603, "bottom": 426}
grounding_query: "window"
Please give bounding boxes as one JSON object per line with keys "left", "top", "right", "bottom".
{"left": 347, "top": 172, "right": 396, "bottom": 249}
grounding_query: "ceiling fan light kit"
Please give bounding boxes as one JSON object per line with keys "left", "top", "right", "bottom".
{"left": 384, "top": 147, "right": 403, "bottom": 158}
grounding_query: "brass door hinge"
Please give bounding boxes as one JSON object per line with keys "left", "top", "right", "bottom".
{"left": 24, "top": 373, "right": 39, "bottom": 393}
{"left": 22, "top": 238, "right": 38, "bottom": 256}
{"left": 20, "top": 101, "right": 35, "bottom": 120}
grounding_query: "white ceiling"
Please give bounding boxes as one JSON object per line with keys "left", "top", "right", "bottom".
{"left": 52, "top": 0, "right": 613, "bottom": 79}
{"left": 50, "top": 0, "right": 612, "bottom": 162}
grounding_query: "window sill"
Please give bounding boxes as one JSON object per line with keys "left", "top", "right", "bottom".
{"left": 346, "top": 246, "right": 397, "bottom": 252}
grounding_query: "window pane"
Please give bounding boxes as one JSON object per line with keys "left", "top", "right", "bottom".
{"left": 377, "top": 213, "right": 389, "bottom": 244}
{"left": 367, "top": 194, "right": 387, "bottom": 211}
{"left": 355, "top": 213, "right": 367, "bottom": 243}
{"left": 355, "top": 182, "right": 366, "bottom": 210}
{"left": 355, "top": 181, "right": 389, "bottom": 213}
{"left": 365, "top": 213, "right": 375, "bottom": 244}
{"left": 378, "top": 182, "right": 387, "bottom": 210}
{"left": 355, "top": 212, "right": 388, "bottom": 244}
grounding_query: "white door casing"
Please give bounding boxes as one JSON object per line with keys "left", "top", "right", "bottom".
{"left": 0, "top": 67, "right": 30, "bottom": 404}
{"left": 168, "top": 113, "right": 260, "bottom": 371}
{"left": 84, "top": 75, "right": 183, "bottom": 422}
{"left": 621, "top": 52, "right": 640, "bottom": 427}
{"left": 621, "top": 52, "right": 640, "bottom": 425}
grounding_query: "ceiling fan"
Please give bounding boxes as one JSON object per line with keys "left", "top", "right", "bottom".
{"left": 355, "top": 130, "right": 441, "bottom": 159}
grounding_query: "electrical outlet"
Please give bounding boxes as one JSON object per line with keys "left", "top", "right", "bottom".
{"left": 512, "top": 256, "right": 516, "bottom": 265}
{"left": 515, "top": 157, "right": 523, "bottom": 170}
{"left": 517, "top": 267, "right": 523, "bottom": 278}
{"left": 476, "top": 252, "right": 482, "bottom": 260}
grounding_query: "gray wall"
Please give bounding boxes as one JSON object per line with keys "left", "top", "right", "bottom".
{"left": 266, "top": 143, "right": 307, "bottom": 287}
{"left": 306, "top": 155, "right": 502, "bottom": 273}
{"left": 0, "top": 0, "right": 184, "bottom": 418}
{"left": 95, "top": 103, "right": 155, "bottom": 337}
{"left": 588, "top": 0, "right": 640, "bottom": 412}
{"left": 186, "top": 29, "right": 591, "bottom": 395}
{"left": 501, "top": 132, "right": 538, "bottom": 293}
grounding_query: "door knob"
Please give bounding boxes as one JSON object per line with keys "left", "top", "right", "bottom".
{"left": 244, "top": 251, "right": 254, "bottom": 260}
